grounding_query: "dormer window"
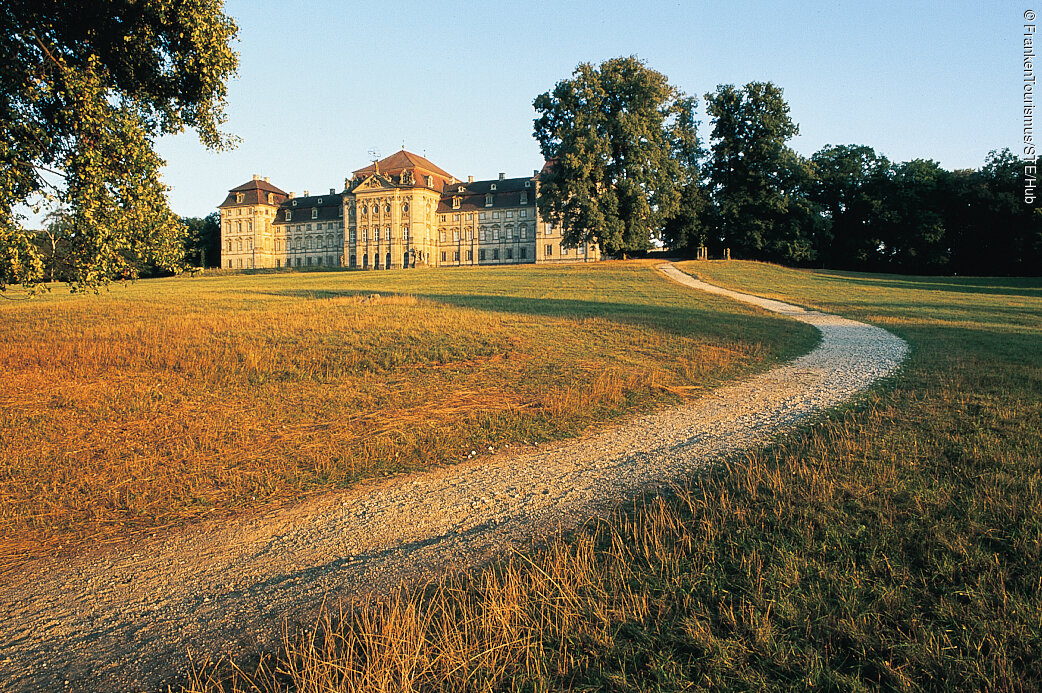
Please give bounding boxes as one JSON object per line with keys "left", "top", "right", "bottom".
{"left": 284, "top": 210, "right": 291, "bottom": 221}
{"left": 524, "top": 181, "right": 531, "bottom": 188}
{"left": 292, "top": 200, "right": 297, "bottom": 206}
{"left": 317, "top": 198, "right": 323, "bottom": 204}
{"left": 267, "top": 193, "right": 274, "bottom": 204}
{"left": 490, "top": 183, "right": 497, "bottom": 191}
{"left": 485, "top": 194, "right": 493, "bottom": 207}
{"left": 338, "top": 206, "right": 343, "bottom": 217}
{"left": 458, "top": 186, "right": 465, "bottom": 193}
{"left": 426, "top": 176, "right": 433, "bottom": 187}
{"left": 452, "top": 197, "right": 461, "bottom": 209}
{"left": 236, "top": 193, "right": 244, "bottom": 203}
{"left": 520, "top": 192, "right": 528, "bottom": 204}
{"left": 312, "top": 208, "right": 318, "bottom": 219}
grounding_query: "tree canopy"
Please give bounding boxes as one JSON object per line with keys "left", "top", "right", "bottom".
{"left": 0, "top": 0, "right": 238, "bottom": 291}
{"left": 533, "top": 56, "right": 701, "bottom": 256}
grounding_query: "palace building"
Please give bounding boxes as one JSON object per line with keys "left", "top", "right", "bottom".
{"left": 217, "top": 150, "right": 600, "bottom": 270}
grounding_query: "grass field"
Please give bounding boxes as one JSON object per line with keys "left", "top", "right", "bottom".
{"left": 0, "top": 261, "right": 815, "bottom": 570}
{"left": 186, "top": 261, "right": 1042, "bottom": 692}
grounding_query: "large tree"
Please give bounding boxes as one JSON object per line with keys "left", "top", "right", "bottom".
{"left": 0, "top": 0, "right": 238, "bottom": 292}
{"left": 533, "top": 56, "right": 701, "bottom": 256}
{"left": 704, "top": 82, "right": 813, "bottom": 263}
{"left": 809, "top": 144, "right": 892, "bottom": 269}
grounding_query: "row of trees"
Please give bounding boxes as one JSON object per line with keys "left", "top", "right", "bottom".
{"left": 535, "top": 57, "right": 1041, "bottom": 275}
{"left": 29, "top": 212, "right": 220, "bottom": 284}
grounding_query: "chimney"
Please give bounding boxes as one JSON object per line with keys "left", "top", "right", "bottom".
{"left": 264, "top": 176, "right": 270, "bottom": 183}
{"left": 498, "top": 172, "right": 505, "bottom": 180}
{"left": 252, "top": 174, "right": 259, "bottom": 181}
{"left": 304, "top": 190, "right": 310, "bottom": 197}
{"left": 468, "top": 175, "right": 474, "bottom": 184}
{"left": 345, "top": 177, "right": 351, "bottom": 189}
{"left": 329, "top": 188, "right": 335, "bottom": 195}
{"left": 533, "top": 169, "right": 539, "bottom": 177}
{"left": 289, "top": 192, "right": 295, "bottom": 199}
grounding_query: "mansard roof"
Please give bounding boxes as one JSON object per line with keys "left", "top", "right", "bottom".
{"left": 437, "top": 176, "right": 536, "bottom": 214}
{"left": 351, "top": 149, "right": 458, "bottom": 188}
{"left": 218, "top": 176, "right": 289, "bottom": 208}
{"left": 273, "top": 192, "right": 344, "bottom": 227}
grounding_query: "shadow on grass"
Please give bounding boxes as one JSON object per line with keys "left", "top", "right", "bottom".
{"left": 264, "top": 287, "right": 805, "bottom": 344}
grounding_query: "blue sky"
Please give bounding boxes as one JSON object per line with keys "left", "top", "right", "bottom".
{"left": 157, "top": 0, "right": 1016, "bottom": 218}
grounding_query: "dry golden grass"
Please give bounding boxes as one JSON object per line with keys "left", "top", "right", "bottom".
{"left": 0, "top": 262, "right": 813, "bottom": 571}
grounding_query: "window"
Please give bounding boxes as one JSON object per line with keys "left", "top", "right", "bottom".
{"left": 312, "top": 208, "right": 318, "bottom": 219}
{"left": 466, "top": 249, "right": 473, "bottom": 261}
{"left": 490, "top": 183, "right": 497, "bottom": 191}
{"left": 452, "top": 230, "right": 460, "bottom": 242}
{"left": 316, "top": 256, "right": 322, "bottom": 266}
{"left": 307, "top": 257, "right": 312, "bottom": 266}
{"left": 362, "top": 206, "right": 368, "bottom": 216}
{"left": 316, "top": 223, "right": 323, "bottom": 231}
{"left": 403, "top": 202, "right": 409, "bottom": 213}
{"left": 506, "top": 248, "right": 513, "bottom": 260}
{"left": 452, "top": 197, "right": 461, "bottom": 209}
{"left": 227, "top": 260, "right": 232, "bottom": 268}
{"left": 492, "top": 212, "right": 499, "bottom": 220}
{"left": 236, "top": 193, "right": 244, "bottom": 203}
{"left": 520, "top": 224, "right": 528, "bottom": 239}
{"left": 493, "top": 228, "right": 500, "bottom": 241}
{"left": 247, "top": 238, "right": 253, "bottom": 250}
{"left": 493, "top": 249, "right": 499, "bottom": 260}
{"left": 276, "top": 259, "right": 281, "bottom": 268}
{"left": 403, "top": 226, "right": 410, "bottom": 241}
{"left": 458, "top": 185, "right": 465, "bottom": 193}
{"left": 268, "top": 193, "right": 274, "bottom": 204}
{"left": 439, "top": 214, "right": 445, "bottom": 222}
{"left": 440, "top": 230, "right": 446, "bottom": 242}
{"left": 385, "top": 203, "right": 391, "bottom": 213}
{"left": 546, "top": 225, "right": 553, "bottom": 236}
{"left": 453, "top": 251, "right": 460, "bottom": 261}
{"left": 479, "top": 228, "right": 486, "bottom": 241}
{"left": 507, "top": 211, "right": 513, "bottom": 219}
{"left": 317, "top": 198, "right": 323, "bottom": 204}
{"left": 237, "top": 239, "right": 242, "bottom": 251}
{"left": 362, "top": 229, "right": 367, "bottom": 242}
{"left": 226, "top": 240, "right": 232, "bottom": 252}
{"left": 440, "top": 251, "right": 446, "bottom": 262}
{"left": 562, "top": 245, "right": 569, "bottom": 256}
{"left": 350, "top": 255, "right": 356, "bottom": 267}
{"left": 292, "top": 200, "right": 297, "bottom": 206}
{"left": 466, "top": 229, "right": 473, "bottom": 241}
{"left": 520, "top": 209, "right": 527, "bottom": 218}
{"left": 545, "top": 244, "right": 553, "bottom": 256}
{"left": 338, "top": 206, "right": 343, "bottom": 217}
{"left": 520, "top": 247, "right": 527, "bottom": 259}
{"left": 485, "top": 194, "right": 493, "bottom": 207}
{"left": 506, "top": 226, "right": 513, "bottom": 239}
{"left": 237, "top": 258, "right": 243, "bottom": 268}
{"left": 520, "top": 192, "right": 528, "bottom": 204}
{"left": 453, "top": 214, "right": 460, "bottom": 221}
{"left": 479, "top": 249, "right": 486, "bottom": 260}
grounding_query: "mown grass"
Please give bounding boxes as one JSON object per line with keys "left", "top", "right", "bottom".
{"left": 184, "top": 261, "right": 1042, "bottom": 692}
{"left": 0, "top": 261, "right": 814, "bottom": 570}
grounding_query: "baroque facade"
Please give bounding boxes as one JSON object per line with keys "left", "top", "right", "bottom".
{"left": 217, "top": 150, "right": 600, "bottom": 270}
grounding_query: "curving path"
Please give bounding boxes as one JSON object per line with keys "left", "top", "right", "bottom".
{"left": 0, "top": 265, "right": 908, "bottom": 692}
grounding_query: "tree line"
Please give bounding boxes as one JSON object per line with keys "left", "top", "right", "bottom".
{"left": 535, "top": 57, "right": 1041, "bottom": 276}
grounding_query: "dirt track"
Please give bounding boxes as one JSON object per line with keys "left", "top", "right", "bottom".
{"left": 0, "top": 265, "right": 908, "bottom": 692}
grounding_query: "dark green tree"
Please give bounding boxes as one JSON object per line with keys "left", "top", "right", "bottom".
{"left": 533, "top": 56, "right": 701, "bottom": 256}
{"left": 809, "top": 144, "right": 892, "bottom": 269}
{"left": 877, "top": 159, "right": 953, "bottom": 273}
{"left": 0, "top": 0, "right": 238, "bottom": 292}
{"left": 182, "top": 212, "right": 222, "bottom": 268}
{"left": 949, "top": 148, "right": 1042, "bottom": 275}
{"left": 704, "top": 82, "right": 812, "bottom": 263}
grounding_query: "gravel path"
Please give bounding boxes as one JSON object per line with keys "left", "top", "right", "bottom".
{"left": 0, "top": 265, "right": 908, "bottom": 692}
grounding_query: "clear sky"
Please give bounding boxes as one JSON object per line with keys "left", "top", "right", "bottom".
{"left": 157, "top": 0, "right": 1018, "bottom": 219}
